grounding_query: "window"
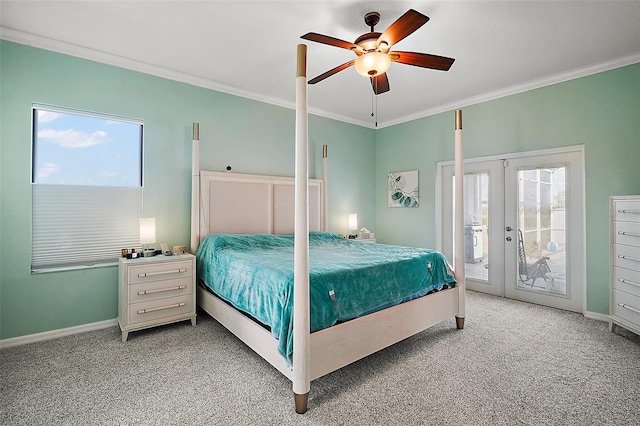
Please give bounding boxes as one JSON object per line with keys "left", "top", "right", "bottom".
{"left": 31, "top": 104, "right": 143, "bottom": 272}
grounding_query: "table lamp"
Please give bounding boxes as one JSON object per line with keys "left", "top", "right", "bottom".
{"left": 140, "top": 217, "right": 156, "bottom": 257}
{"left": 348, "top": 213, "right": 358, "bottom": 239}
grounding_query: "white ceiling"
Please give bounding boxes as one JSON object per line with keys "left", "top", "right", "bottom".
{"left": 2, "top": 1, "right": 639, "bottom": 128}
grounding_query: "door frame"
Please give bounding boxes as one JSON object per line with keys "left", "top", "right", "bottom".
{"left": 436, "top": 145, "right": 586, "bottom": 313}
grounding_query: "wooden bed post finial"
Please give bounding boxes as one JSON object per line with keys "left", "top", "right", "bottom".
{"left": 192, "top": 122, "right": 199, "bottom": 141}
{"left": 297, "top": 44, "right": 307, "bottom": 78}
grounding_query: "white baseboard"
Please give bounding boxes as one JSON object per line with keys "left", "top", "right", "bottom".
{"left": 584, "top": 310, "right": 610, "bottom": 323}
{"left": 0, "top": 318, "right": 118, "bottom": 349}
{"left": 0, "top": 311, "right": 610, "bottom": 349}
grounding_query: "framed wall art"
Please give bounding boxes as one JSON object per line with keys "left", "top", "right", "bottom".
{"left": 388, "top": 170, "right": 419, "bottom": 207}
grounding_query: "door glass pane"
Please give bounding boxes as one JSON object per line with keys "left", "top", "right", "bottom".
{"left": 454, "top": 172, "right": 490, "bottom": 282}
{"left": 516, "top": 167, "right": 566, "bottom": 294}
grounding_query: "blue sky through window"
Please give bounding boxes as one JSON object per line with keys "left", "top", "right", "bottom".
{"left": 33, "top": 108, "right": 142, "bottom": 187}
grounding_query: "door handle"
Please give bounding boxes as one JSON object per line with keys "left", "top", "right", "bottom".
{"left": 506, "top": 226, "right": 513, "bottom": 232}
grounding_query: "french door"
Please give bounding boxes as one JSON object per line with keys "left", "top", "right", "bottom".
{"left": 439, "top": 147, "right": 585, "bottom": 312}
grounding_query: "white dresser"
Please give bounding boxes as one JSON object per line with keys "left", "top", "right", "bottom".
{"left": 118, "top": 253, "right": 196, "bottom": 342}
{"left": 610, "top": 196, "right": 640, "bottom": 336}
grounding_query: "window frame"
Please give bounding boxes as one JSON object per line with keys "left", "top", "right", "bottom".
{"left": 30, "top": 104, "right": 145, "bottom": 273}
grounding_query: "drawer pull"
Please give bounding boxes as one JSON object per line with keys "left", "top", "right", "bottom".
{"left": 137, "top": 302, "right": 186, "bottom": 315}
{"left": 618, "top": 255, "right": 640, "bottom": 263}
{"left": 618, "top": 278, "right": 640, "bottom": 288}
{"left": 618, "top": 209, "right": 640, "bottom": 215}
{"left": 137, "top": 268, "right": 187, "bottom": 278}
{"left": 617, "top": 303, "right": 640, "bottom": 315}
{"left": 138, "top": 285, "right": 187, "bottom": 296}
{"left": 618, "top": 231, "right": 640, "bottom": 238}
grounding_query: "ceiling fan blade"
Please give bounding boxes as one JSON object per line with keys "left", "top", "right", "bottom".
{"left": 377, "top": 9, "right": 429, "bottom": 48}
{"left": 308, "top": 60, "right": 355, "bottom": 84}
{"left": 301, "top": 32, "right": 362, "bottom": 54}
{"left": 389, "top": 51, "right": 455, "bottom": 71}
{"left": 370, "top": 73, "right": 390, "bottom": 95}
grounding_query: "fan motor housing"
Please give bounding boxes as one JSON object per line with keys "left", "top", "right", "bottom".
{"left": 355, "top": 32, "right": 382, "bottom": 51}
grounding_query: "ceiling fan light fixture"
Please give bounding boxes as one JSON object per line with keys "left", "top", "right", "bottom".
{"left": 354, "top": 51, "right": 391, "bottom": 77}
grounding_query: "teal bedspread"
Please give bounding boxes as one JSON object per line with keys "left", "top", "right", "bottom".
{"left": 196, "top": 232, "right": 456, "bottom": 364}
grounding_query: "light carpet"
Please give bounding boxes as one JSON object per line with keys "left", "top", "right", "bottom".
{"left": 1, "top": 291, "right": 639, "bottom": 425}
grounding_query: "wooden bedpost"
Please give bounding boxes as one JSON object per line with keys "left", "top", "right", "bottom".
{"left": 190, "top": 123, "right": 200, "bottom": 255}
{"left": 322, "top": 144, "right": 328, "bottom": 232}
{"left": 454, "top": 110, "right": 466, "bottom": 329}
{"left": 293, "top": 43, "right": 310, "bottom": 414}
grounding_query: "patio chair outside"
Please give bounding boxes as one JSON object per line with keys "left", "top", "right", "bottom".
{"left": 518, "top": 229, "right": 553, "bottom": 286}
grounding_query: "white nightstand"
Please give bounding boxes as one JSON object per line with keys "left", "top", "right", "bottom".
{"left": 352, "top": 237, "right": 377, "bottom": 243}
{"left": 118, "top": 253, "right": 196, "bottom": 342}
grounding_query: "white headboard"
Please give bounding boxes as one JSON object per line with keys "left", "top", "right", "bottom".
{"left": 198, "top": 171, "right": 324, "bottom": 243}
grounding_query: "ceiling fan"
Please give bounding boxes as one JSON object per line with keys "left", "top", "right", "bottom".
{"left": 301, "top": 9, "right": 455, "bottom": 95}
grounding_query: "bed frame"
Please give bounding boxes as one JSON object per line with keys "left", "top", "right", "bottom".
{"left": 191, "top": 45, "right": 466, "bottom": 414}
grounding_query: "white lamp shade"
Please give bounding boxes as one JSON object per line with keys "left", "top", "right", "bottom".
{"left": 348, "top": 213, "right": 358, "bottom": 231}
{"left": 354, "top": 52, "right": 391, "bottom": 77}
{"left": 139, "top": 218, "right": 156, "bottom": 244}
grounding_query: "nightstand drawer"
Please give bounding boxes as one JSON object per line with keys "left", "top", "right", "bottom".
{"left": 612, "top": 289, "right": 640, "bottom": 325}
{"left": 613, "top": 244, "right": 640, "bottom": 272}
{"left": 613, "top": 199, "right": 640, "bottom": 222}
{"left": 129, "top": 260, "right": 193, "bottom": 284}
{"left": 614, "top": 221, "right": 640, "bottom": 246}
{"left": 128, "top": 295, "right": 194, "bottom": 325}
{"left": 129, "top": 277, "right": 193, "bottom": 304}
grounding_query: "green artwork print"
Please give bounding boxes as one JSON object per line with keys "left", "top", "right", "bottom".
{"left": 388, "top": 170, "right": 419, "bottom": 207}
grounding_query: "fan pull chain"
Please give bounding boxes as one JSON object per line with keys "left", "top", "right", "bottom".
{"left": 371, "top": 92, "right": 375, "bottom": 124}
{"left": 375, "top": 94, "right": 378, "bottom": 128}
{"left": 371, "top": 82, "right": 378, "bottom": 128}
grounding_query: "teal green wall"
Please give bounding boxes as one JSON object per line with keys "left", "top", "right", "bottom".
{"left": 375, "top": 63, "right": 640, "bottom": 314}
{"left": 0, "top": 41, "right": 374, "bottom": 339}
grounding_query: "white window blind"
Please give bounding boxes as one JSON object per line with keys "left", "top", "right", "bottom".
{"left": 31, "top": 185, "right": 142, "bottom": 271}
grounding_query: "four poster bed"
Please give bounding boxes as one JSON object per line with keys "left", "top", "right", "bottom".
{"left": 190, "top": 45, "right": 466, "bottom": 414}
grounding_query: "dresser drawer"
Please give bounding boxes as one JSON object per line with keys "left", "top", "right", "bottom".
{"left": 614, "top": 221, "right": 640, "bottom": 247}
{"left": 129, "top": 277, "right": 193, "bottom": 304}
{"left": 128, "top": 295, "right": 194, "bottom": 325}
{"left": 613, "top": 199, "right": 640, "bottom": 222}
{"left": 613, "top": 244, "right": 640, "bottom": 272}
{"left": 613, "top": 266, "right": 640, "bottom": 297}
{"left": 128, "top": 260, "right": 193, "bottom": 284}
{"left": 612, "top": 289, "right": 640, "bottom": 326}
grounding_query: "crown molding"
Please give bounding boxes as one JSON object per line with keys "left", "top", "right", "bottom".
{"left": 378, "top": 52, "right": 640, "bottom": 128}
{"left": 1, "top": 26, "right": 377, "bottom": 129}
{"left": 3, "top": 26, "right": 638, "bottom": 131}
